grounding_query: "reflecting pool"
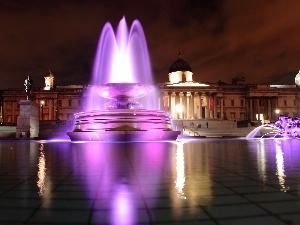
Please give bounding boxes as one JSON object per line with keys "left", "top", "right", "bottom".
{"left": 0, "top": 138, "right": 300, "bottom": 224}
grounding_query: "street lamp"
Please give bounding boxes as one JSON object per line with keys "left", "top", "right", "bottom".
{"left": 275, "top": 109, "right": 280, "bottom": 114}
{"left": 40, "top": 100, "right": 45, "bottom": 121}
{"left": 176, "top": 104, "right": 183, "bottom": 119}
{"left": 55, "top": 108, "right": 58, "bottom": 120}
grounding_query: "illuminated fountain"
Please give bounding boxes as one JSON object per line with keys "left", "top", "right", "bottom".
{"left": 246, "top": 115, "right": 300, "bottom": 139}
{"left": 67, "top": 17, "right": 180, "bottom": 141}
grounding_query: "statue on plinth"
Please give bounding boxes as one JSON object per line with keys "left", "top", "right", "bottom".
{"left": 24, "top": 76, "right": 32, "bottom": 100}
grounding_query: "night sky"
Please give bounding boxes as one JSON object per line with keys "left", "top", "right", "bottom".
{"left": 1, "top": 0, "right": 300, "bottom": 89}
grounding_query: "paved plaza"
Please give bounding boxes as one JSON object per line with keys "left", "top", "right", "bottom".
{"left": 0, "top": 139, "right": 299, "bottom": 224}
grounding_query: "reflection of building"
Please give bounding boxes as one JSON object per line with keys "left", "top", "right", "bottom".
{"left": 0, "top": 54, "right": 299, "bottom": 125}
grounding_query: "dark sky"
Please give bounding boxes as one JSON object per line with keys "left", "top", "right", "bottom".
{"left": 1, "top": 0, "right": 300, "bottom": 88}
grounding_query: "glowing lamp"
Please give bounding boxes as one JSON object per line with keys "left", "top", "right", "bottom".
{"left": 176, "top": 104, "right": 183, "bottom": 113}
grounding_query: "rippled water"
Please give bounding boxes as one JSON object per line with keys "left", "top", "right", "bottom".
{"left": 0, "top": 138, "right": 299, "bottom": 224}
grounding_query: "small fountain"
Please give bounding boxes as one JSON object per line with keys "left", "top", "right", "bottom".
{"left": 246, "top": 115, "right": 300, "bottom": 139}
{"left": 67, "top": 17, "right": 180, "bottom": 141}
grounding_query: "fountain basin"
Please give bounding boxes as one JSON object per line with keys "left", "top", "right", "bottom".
{"left": 67, "top": 108, "right": 180, "bottom": 141}
{"left": 67, "top": 130, "right": 180, "bottom": 142}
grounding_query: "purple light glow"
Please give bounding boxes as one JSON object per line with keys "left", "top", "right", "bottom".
{"left": 71, "top": 142, "right": 172, "bottom": 223}
{"left": 67, "top": 16, "right": 181, "bottom": 141}
{"left": 111, "top": 184, "right": 135, "bottom": 225}
{"left": 255, "top": 139, "right": 299, "bottom": 192}
{"left": 87, "top": 17, "right": 157, "bottom": 111}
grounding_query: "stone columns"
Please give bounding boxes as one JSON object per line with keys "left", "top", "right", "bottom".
{"left": 179, "top": 92, "right": 184, "bottom": 119}
{"left": 220, "top": 97, "right": 224, "bottom": 119}
{"left": 199, "top": 92, "right": 203, "bottom": 119}
{"left": 256, "top": 98, "right": 259, "bottom": 120}
{"left": 213, "top": 95, "right": 217, "bottom": 119}
{"left": 168, "top": 92, "right": 172, "bottom": 113}
{"left": 186, "top": 92, "right": 190, "bottom": 119}
{"left": 173, "top": 92, "right": 178, "bottom": 118}
{"left": 205, "top": 93, "right": 210, "bottom": 119}
{"left": 250, "top": 98, "right": 253, "bottom": 120}
{"left": 191, "top": 92, "right": 194, "bottom": 119}
{"left": 159, "top": 92, "right": 164, "bottom": 110}
{"left": 267, "top": 98, "right": 271, "bottom": 120}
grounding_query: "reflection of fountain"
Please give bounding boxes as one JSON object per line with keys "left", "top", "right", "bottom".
{"left": 256, "top": 139, "right": 290, "bottom": 192}
{"left": 67, "top": 17, "right": 180, "bottom": 141}
{"left": 73, "top": 142, "right": 169, "bottom": 224}
{"left": 246, "top": 115, "right": 300, "bottom": 139}
{"left": 256, "top": 140, "right": 267, "bottom": 188}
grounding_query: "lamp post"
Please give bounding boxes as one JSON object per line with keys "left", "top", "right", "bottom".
{"left": 176, "top": 104, "right": 183, "bottom": 119}
{"left": 55, "top": 108, "right": 59, "bottom": 120}
{"left": 40, "top": 100, "right": 45, "bottom": 121}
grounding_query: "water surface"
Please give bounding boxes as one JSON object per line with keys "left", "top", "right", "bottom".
{"left": 0, "top": 138, "right": 299, "bottom": 224}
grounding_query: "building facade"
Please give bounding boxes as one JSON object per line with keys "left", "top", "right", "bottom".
{"left": 157, "top": 53, "right": 300, "bottom": 125}
{"left": 0, "top": 71, "right": 87, "bottom": 125}
{"left": 0, "top": 57, "right": 299, "bottom": 126}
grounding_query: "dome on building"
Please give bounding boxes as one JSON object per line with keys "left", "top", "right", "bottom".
{"left": 169, "top": 52, "right": 192, "bottom": 73}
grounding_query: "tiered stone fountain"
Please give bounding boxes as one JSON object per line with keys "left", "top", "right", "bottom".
{"left": 67, "top": 83, "right": 180, "bottom": 141}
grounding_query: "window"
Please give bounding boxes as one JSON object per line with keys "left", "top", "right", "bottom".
{"left": 283, "top": 99, "right": 287, "bottom": 107}
{"left": 7, "top": 115, "right": 12, "bottom": 123}
{"left": 231, "top": 99, "right": 234, "bottom": 107}
{"left": 240, "top": 99, "right": 244, "bottom": 107}
{"left": 57, "top": 100, "right": 62, "bottom": 107}
{"left": 68, "top": 99, "right": 72, "bottom": 107}
{"left": 230, "top": 112, "right": 236, "bottom": 119}
{"left": 240, "top": 112, "right": 246, "bottom": 120}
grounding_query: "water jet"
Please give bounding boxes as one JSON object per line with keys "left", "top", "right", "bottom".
{"left": 67, "top": 17, "right": 180, "bottom": 141}
{"left": 246, "top": 115, "right": 300, "bottom": 139}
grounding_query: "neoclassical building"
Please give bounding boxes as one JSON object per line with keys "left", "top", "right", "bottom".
{"left": 0, "top": 56, "right": 299, "bottom": 126}
{"left": 157, "top": 53, "right": 300, "bottom": 124}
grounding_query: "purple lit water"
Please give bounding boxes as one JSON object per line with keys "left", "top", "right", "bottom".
{"left": 246, "top": 115, "right": 300, "bottom": 139}
{"left": 87, "top": 17, "right": 157, "bottom": 111}
{"left": 1, "top": 139, "right": 300, "bottom": 224}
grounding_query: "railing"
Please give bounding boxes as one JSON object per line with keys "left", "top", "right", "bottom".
{"left": 183, "top": 126, "right": 200, "bottom": 136}
{"left": 40, "top": 120, "right": 74, "bottom": 126}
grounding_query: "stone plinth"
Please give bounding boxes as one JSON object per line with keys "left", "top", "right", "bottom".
{"left": 16, "top": 100, "right": 39, "bottom": 138}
